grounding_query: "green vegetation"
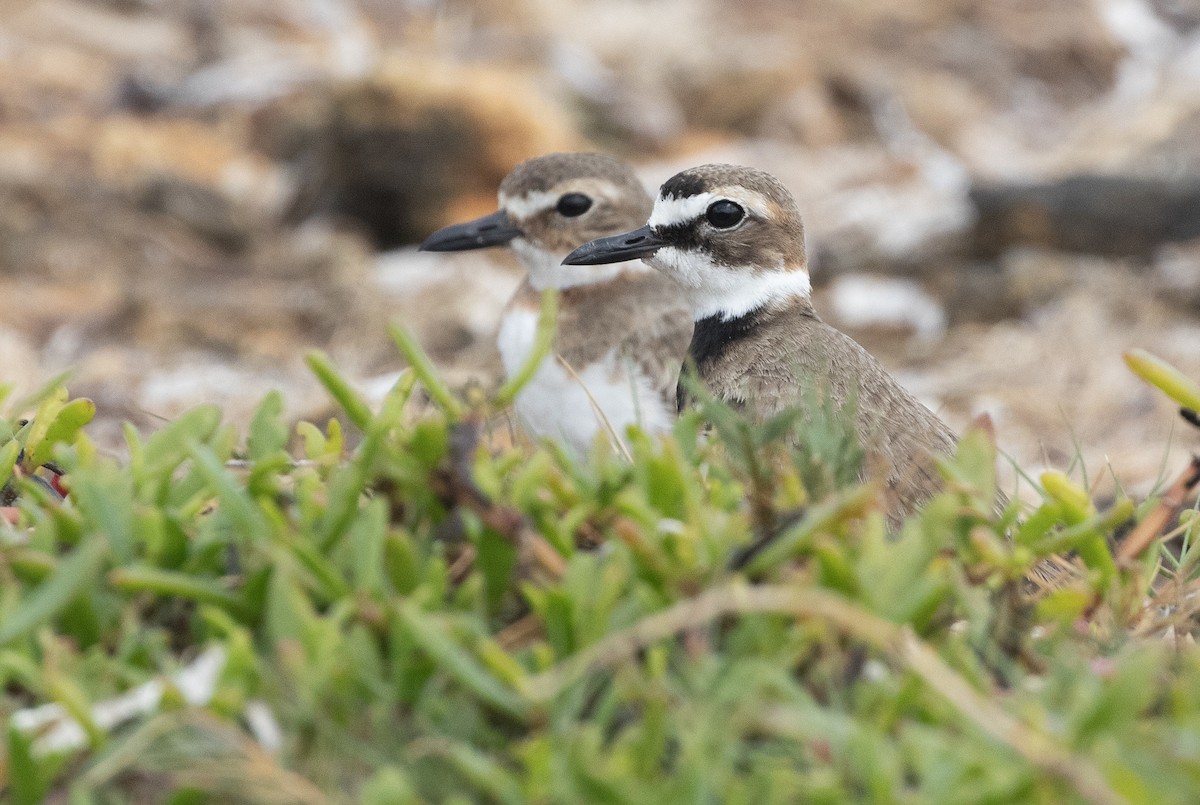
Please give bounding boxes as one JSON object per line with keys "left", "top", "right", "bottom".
{"left": 1, "top": 319, "right": 1199, "bottom": 804}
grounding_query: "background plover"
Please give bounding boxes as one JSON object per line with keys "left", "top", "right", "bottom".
{"left": 421, "top": 152, "right": 693, "bottom": 454}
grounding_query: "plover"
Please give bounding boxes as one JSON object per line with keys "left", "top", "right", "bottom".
{"left": 420, "top": 153, "right": 693, "bottom": 454}
{"left": 564, "top": 163, "right": 959, "bottom": 525}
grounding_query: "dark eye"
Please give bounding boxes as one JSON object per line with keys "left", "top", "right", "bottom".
{"left": 556, "top": 193, "right": 593, "bottom": 217}
{"left": 705, "top": 200, "right": 744, "bottom": 228}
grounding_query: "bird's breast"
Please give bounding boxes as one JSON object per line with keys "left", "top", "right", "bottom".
{"left": 496, "top": 306, "right": 673, "bottom": 452}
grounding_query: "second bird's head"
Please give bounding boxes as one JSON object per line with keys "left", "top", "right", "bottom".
{"left": 419, "top": 153, "right": 652, "bottom": 283}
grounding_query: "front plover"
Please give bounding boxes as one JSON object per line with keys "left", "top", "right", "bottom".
{"left": 564, "top": 163, "right": 959, "bottom": 525}
{"left": 420, "top": 152, "right": 693, "bottom": 454}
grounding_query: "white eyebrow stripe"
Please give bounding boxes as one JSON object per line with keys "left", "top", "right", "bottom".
{"left": 647, "top": 189, "right": 773, "bottom": 229}
{"left": 500, "top": 189, "right": 559, "bottom": 221}
{"left": 647, "top": 192, "right": 715, "bottom": 228}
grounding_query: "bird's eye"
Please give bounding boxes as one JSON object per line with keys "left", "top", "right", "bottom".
{"left": 705, "top": 200, "right": 744, "bottom": 229}
{"left": 556, "top": 193, "right": 593, "bottom": 217}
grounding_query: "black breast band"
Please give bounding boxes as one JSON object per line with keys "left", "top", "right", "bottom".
{"left": 676, "top": 309, "right": 762, "bottom": 412}
{"left": 689, "top": 311, "right": 761, "bottom": 367}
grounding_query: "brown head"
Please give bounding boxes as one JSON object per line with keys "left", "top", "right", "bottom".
{"left": 498, "top": 153, "right": 651, "bottom": 253}
{"left": 564, "top": 164, "right": 811, "bottom": 319}
{"left": 420, "top": 153, "right": 653, "bottom": 287}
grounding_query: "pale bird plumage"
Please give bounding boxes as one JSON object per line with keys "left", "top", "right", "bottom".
{"left": 652, "top": 246, "right": 811, "bottom": 321}
{"left": 498, "top": 189, "right": 559, "bottom": 221}
{"left": 420, "top": 152, "right": 692, "bottom": 455}
{"left": 498, "top": 308, "right": 673, "bottom": 448}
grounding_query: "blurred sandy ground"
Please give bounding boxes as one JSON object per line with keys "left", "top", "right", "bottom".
{"left": 1, "top": 0, "right": 1199, "bottom": 502}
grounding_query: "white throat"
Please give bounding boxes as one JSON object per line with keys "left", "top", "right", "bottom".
{"left": 650, "top": 246, "right": 811, "bottom": 320}
{"left": 512, "top": 239, "right": 648, "bottom": 290}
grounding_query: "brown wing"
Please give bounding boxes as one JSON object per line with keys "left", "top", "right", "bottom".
{"left": 706, "top": 302, "right": 958, "bottom": 527}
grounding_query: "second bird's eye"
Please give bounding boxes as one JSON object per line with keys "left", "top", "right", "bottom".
{"left": 556, "top": 193, "right": 593, "bottom": 217}
{"left": 705, "top": 200, "right": 745, "bottom": 228}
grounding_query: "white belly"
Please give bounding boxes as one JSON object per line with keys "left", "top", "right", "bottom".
{"left": 496, "top": 309, "right": 673, "bottom": 453}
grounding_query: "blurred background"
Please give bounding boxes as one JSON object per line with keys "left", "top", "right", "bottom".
{"left": 2, "top": 0, "right": 1199, "bottom": 499}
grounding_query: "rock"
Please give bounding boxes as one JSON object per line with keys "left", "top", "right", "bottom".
{"left": 544, "top": 0, "right": 1122, "bottom": 154}
{"left": 823, "top": 274, "right": 947, "bottom": 343}
{"left": 373, "top": 247, "right": 523, "bottom": 387}
{"left": 768, "top": 139, "right": 975, "bottom": 276}
{"left": 935, "top": 249, "right": 1143, "bottom": 325}
{"left": 1154, "top": 239, "right": 1200, "bottom": 309}
{"left": 937, "top": 260, "right": 1020, "bottom": 324}
{"left": 1150, "top": 0, "right": 1200, "bottom": 33}
{"left": 91, "top": 115, "right": 290, "bottom": 230}
{"left": 137, "top": 177, "right": 252, "bottom": 251}
{"left": 119, "top": 224, "right": 387, "bottom": 362}
{"left": 1119, "top": 105, "right": 1200, "bottom": 180}
{"left": 1001, "top": 248, "right": 1086, "bottom": 312}
{"left": 0, "top": 327, "right": 41, "bottom": 398}
{"left": 256, "top": 56, "right": 580, "bottom": 248}
{"left": 970, "top": 175, "right": 1200, "bottom": 258}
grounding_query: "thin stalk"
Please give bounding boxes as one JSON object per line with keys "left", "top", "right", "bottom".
{"left": 522, "top": 583, "right": 1130, "bottom": 805}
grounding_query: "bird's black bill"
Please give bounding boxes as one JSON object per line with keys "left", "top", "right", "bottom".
{"left": 562, "top": 225, "right": 666, "bottom": 265}
{"left": 418, "top": 209, "right": 522, "bottom": 252}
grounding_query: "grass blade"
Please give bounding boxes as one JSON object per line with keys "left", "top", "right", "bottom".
{"left": 388, "top": 323, "right": 462, "bottom": 418}
{"left": 0, "top": 539, "right": 107, "bottom": 648}
{"left": 494, "top": 289, "right": 558, "bottom": 409}
{"left": 306, "top": 351, "right": 374, "bottom": 431}
{"left": 394, "top": 602, "right": 529, "bottom": 721}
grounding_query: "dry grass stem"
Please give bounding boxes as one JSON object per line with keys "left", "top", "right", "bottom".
{"left": 523, "top": 583, "right": 1128, "bottom": 805}
{"left": 1117, "top": 455, "right": 1200, "bottom": 565}
{"left": 555, "top": 355, "right": 635, "bottom": 463}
